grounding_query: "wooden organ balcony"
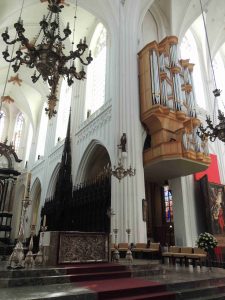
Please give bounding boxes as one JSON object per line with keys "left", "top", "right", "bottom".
{"left": 138, "top": 36, "right": 211, "bottom": 181}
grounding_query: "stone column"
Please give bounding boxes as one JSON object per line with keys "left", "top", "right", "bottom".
{"left": 169, "top": 176, "right": 198, "bottom": 247}
{"left": 110, "top": 0, "right": 146, "bottom": 244}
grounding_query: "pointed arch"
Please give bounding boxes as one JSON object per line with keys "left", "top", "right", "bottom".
{"left": 30, "top": 177, "right": 41, "bottom": 226}
{"left": 76, "top": 139, "right": 111, "bottom": 184}
{"left": 46, "top": 163, "right": 61, "bottom": 199}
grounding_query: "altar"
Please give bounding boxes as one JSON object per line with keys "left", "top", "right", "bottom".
{"left": 42, "top": 231, "right": 109, "bottom": 265}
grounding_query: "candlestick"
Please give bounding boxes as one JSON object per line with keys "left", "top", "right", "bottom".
{"left": 125, "top": 228, "right": 133, "bottom": 263}
{"left": 43, "top": 215, "right": 46, "bottom": 227}
{"left": 35, "top": 225, "right": 48, "bottom": 266}
{"left": 112, "top": 229, "right": 120, "bottom": 262}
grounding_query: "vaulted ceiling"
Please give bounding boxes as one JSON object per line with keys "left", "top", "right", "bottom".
{"left": 0, "top": 0, "right": 96, "bottom": 130}
{"left": 0, "top": 0, "right": 225, "bottom": 131}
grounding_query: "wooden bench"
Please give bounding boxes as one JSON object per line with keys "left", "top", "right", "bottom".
{"left": 143, "top": 242, "right": 160, "bottom": 258}
{"left": 117, "top": 243, "right": 129, "bottom": 257}
{"left": 132, "top": 243, "right": 147, "bottom": 258}
{"left": 162, "top": 246, "right": 180, "bottom": 264}
{"left": 132, "top": 242, "right": 160, "bottom": 259}
{"left": 162, "top": 246, "right": 207, "bottom": 267}
{"left": 185, "top": 247, "right": 207, "bottom": 267}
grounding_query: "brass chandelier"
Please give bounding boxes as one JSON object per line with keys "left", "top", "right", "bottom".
{"left": 197, "top": 0, "right": 225, "bottom": 143}
{"left": 2, "top": 0, "right": 93, "bottom": 118}
{"left": 198, "top": 89, "right": 225, "bottom": 142}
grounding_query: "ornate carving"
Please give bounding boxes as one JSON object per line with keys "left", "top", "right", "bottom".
{"left": 58, "top": 232, "right": 108, "bottom": 263}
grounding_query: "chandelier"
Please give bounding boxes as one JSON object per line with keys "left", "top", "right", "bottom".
{"left": 104, "top": 133, "right": 136, "bottom": 181}
{"left": 197, "top": 0, "right": 225, "bottom": 143}
{"left": 198, "top": 89, "right": 225, "bottom": 142}
{"left": 2, "top": 0, "right": 93, "bottom": 119}
{"left": 105, "top": 160, "right": 136, "bottom": 182}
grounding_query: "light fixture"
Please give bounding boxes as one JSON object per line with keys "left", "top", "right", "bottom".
{"left": 104, "top": 133, "right": 136, "bottom": 181}
{"left": 2, "top": 0, "right": 93, "bottom": 119}
{"left": 197, "top": 0, "right": 225, "bottom": 143}
{"left": 108, "top": 159, "right": 136, "bottom": 181}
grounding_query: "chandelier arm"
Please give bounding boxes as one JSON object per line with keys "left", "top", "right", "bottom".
{"left": 78, "top": 56, "right": 91, "bottom": 66}
{"left": 2, "top": 55, "right": 18, "bottom": 63}
{"left": 67, "top": 49, "right": 86, "bottom": 61}
{"left": 1, "top": 35, "right": 20, "bottom": 45}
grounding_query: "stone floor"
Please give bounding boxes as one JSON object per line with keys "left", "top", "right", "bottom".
{"left": 1, "top": 259, "right": 225, "bottom": 299}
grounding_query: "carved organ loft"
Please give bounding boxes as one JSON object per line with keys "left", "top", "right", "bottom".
{"left": 138, "top": 36, "right": 211, "bottom": 181}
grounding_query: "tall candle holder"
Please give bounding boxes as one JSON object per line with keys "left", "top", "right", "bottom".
{"left": 112, "top": 228, "right": 120, "bottom": 262}
{"left": 8, "top": 196, "right": 31, "bottom": 269}
{"left": 125, "top": 228, "right": 133, "bottom": 262}
{"left": 35, "top": 225, "right": 48, "bottom": 265}
{"left": 24, "top": 224, "right": 36, "bottom": 267}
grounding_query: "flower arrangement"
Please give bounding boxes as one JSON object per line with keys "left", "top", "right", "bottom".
{"left": 196, "top": 232, "right": 218, "bottom": 252}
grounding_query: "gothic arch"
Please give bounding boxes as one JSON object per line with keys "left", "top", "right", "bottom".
{"left": 46, "top": 163, "right": 61, "bottom": 199}
{"left": 76, "top": 139, "right": 111, "bottom": 184}
{"left": 30, "top": 177, "right": 41, "bottom": 226}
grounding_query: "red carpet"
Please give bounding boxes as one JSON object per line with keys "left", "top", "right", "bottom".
{"left": 63, "top": 262, "right": 176, "bottom": 299}
{"left": 78, "top": 278, "right": 176, "bottom": 299}
{"left": 65, "top": 262, "right": 131, "bottom": 282}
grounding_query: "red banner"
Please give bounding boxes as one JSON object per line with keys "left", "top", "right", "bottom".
{"left": 194, "top": 154, "right": 221, "bottom": 184}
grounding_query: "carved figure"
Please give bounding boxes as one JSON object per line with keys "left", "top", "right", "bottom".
{"left": 120, "top": 133, "right": 127, "bottom": 152}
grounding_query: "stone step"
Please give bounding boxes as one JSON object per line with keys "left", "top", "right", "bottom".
{"left": 0, "top": 262, "right": 128, "bottom": 278}
{"left": 191, "top": 292, "right": 225, "bottom": 300}
{"left": 168, "top": 276, "right": 225, "bottom": 291}
{"left": 174, "top": 284, "right": 225, "bottom": 299}
{"left": 0, "top": 270, "right": 131, "bottom": 288}
{"left": 0, "top": 283, "right": 97, "bottom": 300}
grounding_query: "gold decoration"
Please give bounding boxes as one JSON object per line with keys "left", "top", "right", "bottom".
{"left": 8, "top": 74, "right": 22, "bottom": 86}
{"left": 1, "top": 96, "right": 14, "bottom": 104}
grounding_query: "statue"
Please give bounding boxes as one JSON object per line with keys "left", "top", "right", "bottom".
{"left": 120, "top": 133, "right": 127, "bottom": 152}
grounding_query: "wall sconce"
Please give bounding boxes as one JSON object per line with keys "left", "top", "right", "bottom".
{"left": 105, "top": 133, "right": 135, "bottom": 181}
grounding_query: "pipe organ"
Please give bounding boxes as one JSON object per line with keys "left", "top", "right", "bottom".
{"left": 138, "top": 36, "right": 210, "bottom": 181}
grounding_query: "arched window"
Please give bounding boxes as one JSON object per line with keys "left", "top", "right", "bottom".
{"left": 0, "top": 111, "right": 6, "bottom": 142}
{"left": 85, "top": 23, "right": 107, "bottom": 118}
{"left": 55, "top": 78, "right": 72, "bottom": 143}
{"left": 36, "top": 105, "right": 48, "bottom": 159}
{"left": 180, "top": 30, "right": 206, "bottom": 109}
{"left": 213, "top": 53, "right": 225, "bottom": 113}
{"left": 13, "top": 113, "right": 24, "bottom": 154}
{"left": 25, "top": 124, "right": 33, "bottom": 166}
{"left": 163, "top": 185, "right": 173, "bottom": 223}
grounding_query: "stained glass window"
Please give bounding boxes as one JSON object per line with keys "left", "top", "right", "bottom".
{"left": 163, "top": 185, "right": 173, "bottom": 223}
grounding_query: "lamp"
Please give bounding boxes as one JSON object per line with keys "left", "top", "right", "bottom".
{"left": 104, "top": 133, "right": 136, "bottom": 181}
{"left": 197, "top": 0, "right": 225, "bottom": 143}
{"left": 2, "top": 0, "right": 93, "bottom": 119}
{"left": 109, "top": 159, "right": 136, "bottom": 181}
